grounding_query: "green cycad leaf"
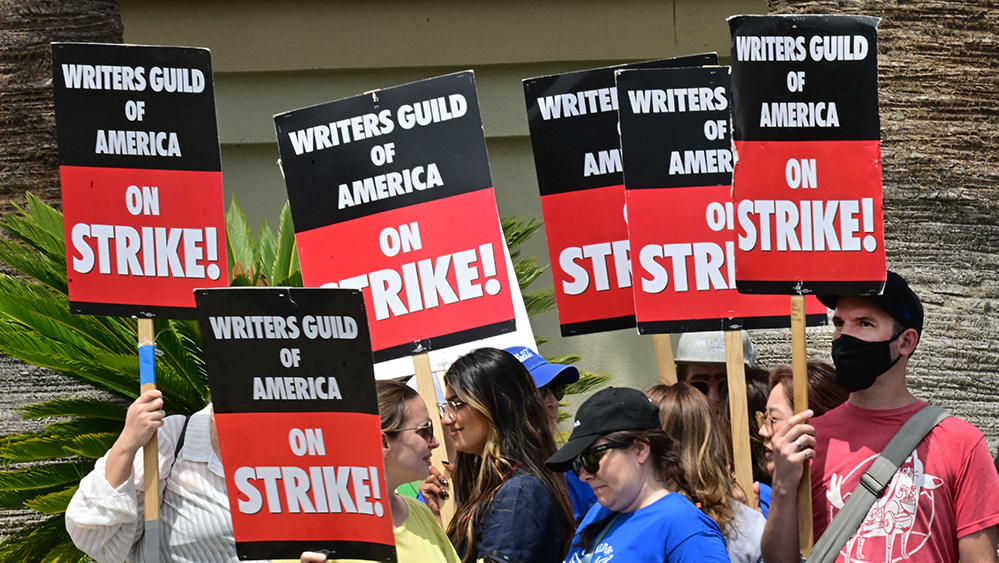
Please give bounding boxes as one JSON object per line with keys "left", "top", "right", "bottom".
{"left": 0, "top": 514, "right": 84, "bottom": 561}
{"left": 25, "top": 193, "right": 65, "bottom": 247}
{"left": 0, "top": 463, "right": 93, "bottom": 492}
{"left": 501, "top": 215, "right": 543, "bottom": 257}
{"left": 39, "top": 536, "right": 89, "bottom": 563}
{"left": 257, "top": 220, "right": 278, "bottom": 284}
{"left": 226, "top": 194, "right": 258, "bottom": 283}
{"left": 0, "top": 276, "right": 122, "bottom": 354}
{"left": 0, "top": 484, "right": 64, "bottom": 511}
{"left": 523, "top": 288, "right": 556, "bottom": 317}
{"left": 566, "top": 371, "right": 609, "bottom": 396}
{"left": 64, "top": 433, "right": 119, "bottom": 459}
{"left": 272, "top": 201, "right": 299, "bottom": 285}
{"left": 0, "top": 239, "right": 67, "bottom": 294}
{"left": 0, "top": 436, "right": 71, "bottom": 463}
{"left": 152, "top": 320, "right": 209, "bottom": 406}
{"left": 24, "top": 486, "right": 77, "bottom": 514}
{"left": 20, "top": 398, "right": 127, "bottom": 421}
{"left": 514, "top": 257, "right": 548, "bottom": 291}
{"left": 274, "top": 270, "right": 303, "bottom": 288}
{"left": 44, "top": 419, "right": 123, "bottom": 440}
{"left": 2, "top": 203, "right": 67, "bottom": 267}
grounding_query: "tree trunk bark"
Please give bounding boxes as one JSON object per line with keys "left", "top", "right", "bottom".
{"left": 0, "top": 0, "right": 123, "bottom": 213}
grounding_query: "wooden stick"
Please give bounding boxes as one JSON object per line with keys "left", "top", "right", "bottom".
{"left": 791, "top": 295, "right": 814, "bottom": 556}
{"left": 724, "top": 330, "right": 753, "bottom": 504}
{"left": 413, "top": 352, "right": 456, "bottom": 528}
{"left": 138, "top": 318, "right": 160, "bottom": 561}
{"left": 653, "top": 334, "right": 677, "bottom": 385}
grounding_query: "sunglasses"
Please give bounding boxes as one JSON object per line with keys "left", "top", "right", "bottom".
{"left": 572, "top": 441, "right": 628, "bottom": 476}
{"left": 685, "top": 378, "right": 727, "bottom": 398}
{"left": 388, "top": 420, "right": 434, "bottom": 442}
{"left": 543, "top": 382, "right": 566, "bottom": 401}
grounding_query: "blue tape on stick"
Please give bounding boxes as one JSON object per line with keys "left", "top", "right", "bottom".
{"left": 139, "top": 345, "right": 156, "bottom": 386}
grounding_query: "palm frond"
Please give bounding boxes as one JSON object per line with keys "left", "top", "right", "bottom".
{"left": 0, "top": 463, "right": 93, "bottom": 492}
{"left": 23, "top": 486, "right": 77, "bottom": 514}
{"left": 0, "top": 514, "right": 86, "bottom": 562}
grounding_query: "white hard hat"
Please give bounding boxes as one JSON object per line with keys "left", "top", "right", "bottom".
{"left": 674, "top": 331, "right": 757, "bottom": 369}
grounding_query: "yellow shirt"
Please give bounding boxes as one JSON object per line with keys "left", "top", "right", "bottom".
{"left": 276, "top": 496, "right": 459, "bottom": 563}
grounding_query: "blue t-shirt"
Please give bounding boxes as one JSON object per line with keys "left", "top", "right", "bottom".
{"left": 758, "top": 482, "right": 772, "bottom": 518}
{"left": 564, "top": 492, "right": 729, "bottom": 563}
{"left": 456, "top": 473, "right": 565, "bottom": 563}
{"left": 565, "top": 471, "right": 598, "bottom": 522}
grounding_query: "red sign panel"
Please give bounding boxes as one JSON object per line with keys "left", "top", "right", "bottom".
{"left": 296, "top": 188, "right": 512, "bottom": 359}
{"left": 52, "top": 43, "right": 227, "bottom": 318}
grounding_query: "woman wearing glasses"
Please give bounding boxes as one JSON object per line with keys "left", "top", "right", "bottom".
{"left": 546, "top": 387, "right": 729, "bottom": 562}
{"left": 755, "top": 360, "right": 847, "bottom": 517}
{"left": 301, "top": 380, "right": 459, "bottom": 562}
{"left": 647, "top": 383, "right": 765, "bottom": 563}
{"left": 436, "top": 347, "right": 575, "bottom": 563}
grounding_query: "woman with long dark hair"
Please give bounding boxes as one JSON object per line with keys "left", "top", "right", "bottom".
{"left": 547, "top": 387, "right": 729, "bottom": 562}
{"left": 438, "top": 347, "right": 575, "bottom": 562}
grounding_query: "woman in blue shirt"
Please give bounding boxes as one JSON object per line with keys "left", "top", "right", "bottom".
{"left": 546, "top": 387, "right": 730, "bottom": 563}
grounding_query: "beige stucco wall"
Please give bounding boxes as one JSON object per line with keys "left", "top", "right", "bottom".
{"left": 119, "top": 0, "right": 769, "bottom": 406}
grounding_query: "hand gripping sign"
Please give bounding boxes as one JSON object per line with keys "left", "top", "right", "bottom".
{"left": 615, "top": 66, "right": 827, "bottom": 334}
{"left": 52, "top": 43, "right": 227, "bottom": 318}
{"left": 523, "top": 54, "right": 717, "bottom": 337}
{"left": 276, "top": 72, "right": 515, "bottom": 363}
{"left": 729, "top": 15, "right": 886, "bottom": 295}
{"left": 196, "top": 288, "right": 394, "bottom": 561}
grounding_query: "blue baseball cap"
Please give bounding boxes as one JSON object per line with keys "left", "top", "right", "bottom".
{"left": 504, "top": 346, "right": 580, "bottom": 388}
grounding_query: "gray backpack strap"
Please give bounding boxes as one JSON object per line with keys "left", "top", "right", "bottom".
{"left": 808, "top": 404, "right": 950, "bottom": 563}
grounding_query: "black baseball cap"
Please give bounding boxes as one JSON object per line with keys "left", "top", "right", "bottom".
{"left": 545, "top": 387, "right": 660, "bottom": 473}
{"left": 817, "top": 270, "right": 924, "bottom": 335}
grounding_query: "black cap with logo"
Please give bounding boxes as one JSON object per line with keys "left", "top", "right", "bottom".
{"left": 545, "top": 387, "right": 660, "bottom": 473}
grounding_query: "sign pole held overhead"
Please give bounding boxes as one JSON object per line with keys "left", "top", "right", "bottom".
{"left": 724, "top": 330, "right": 753, "bottom": 504}
{"left": 791, "top": 295, "right": 813, "bottom": 556}
{"left": 138, "top": 318, "right": 160, "bottom": 561}
{"left": 652, "top": 334, "right": 677, "bottom": 385}
{"left": 412, "top": 353, "right": 456, "bottom": 528}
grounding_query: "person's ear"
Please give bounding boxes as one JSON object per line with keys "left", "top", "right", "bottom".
{"left": 633, "top": 439, "right": 651, "bottom": 464}
{"left": 898, "top": 328, "right": 919, "bottom": 356}
{"left": 382, "top": 432, "right": 390, "bottom": 456}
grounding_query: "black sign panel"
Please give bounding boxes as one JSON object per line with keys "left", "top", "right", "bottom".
{"left": 616, "top": 66, "right": 732, "bottom": 190}
{"left": 196, "top": 288, "right": 377, "bottom": 416}
{"left": 275, "top": 71, "right": 492, "bottom": 232}
{"left": 729, "top": 15, "right": 880, "bottom": 142}
{"left": 523, "top": 54, "right": 719, "bottom": 196}
{"left": 52, "top": 42, "right": 221, "bottom": 171}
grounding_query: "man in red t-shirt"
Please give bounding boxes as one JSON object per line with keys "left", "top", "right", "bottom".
{"left": 762, "top": 271, "right": 999, "bottom": 562}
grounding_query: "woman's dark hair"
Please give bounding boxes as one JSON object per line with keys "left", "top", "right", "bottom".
{"left": 576, "top": 428, "right": 691, "bottom": 550}
{"left": 376, "top": 379, "right": 419, "bottom": 433}
{"left": 444, "top": 348, "right": 575, "bottom": 561}
{"left": 769, "top": 360, "right": 849, "bottom": 417}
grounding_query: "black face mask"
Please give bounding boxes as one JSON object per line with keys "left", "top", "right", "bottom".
{"left": 831, "top": 333, "right": 903, "bottom": 392}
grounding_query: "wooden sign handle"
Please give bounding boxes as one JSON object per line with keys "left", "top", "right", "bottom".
{"left": 137, "top": 318, "right": 161, "bottom": 561}
{"left": 791, "top": 295, "right": 813, "bottom": 556}
{"left": 413, "top": 353, "right": 456, "bottom": 528}
{"left": 653, "top": 334, "right": 677, "bottom": 385}
{"left": 725, "top": 330, "right": 753, "bottom": 505}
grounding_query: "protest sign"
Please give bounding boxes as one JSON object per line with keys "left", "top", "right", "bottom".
{"left": 196, "top": 287, "right": 394, "bottom": 561}
{"left": 616, "top": 66, "right": 827, "bottom": 334}
{"left": 523, "top": 54, "right": 716, "bottom": 336}
{"left": 276, "top": 71, "right": 514, "bottom": 363}
{"left": 729, "top": 15, "right": 885, "bottom": 295}
{"left": 52, "top": 43, "right": 227, "bottom": 318}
